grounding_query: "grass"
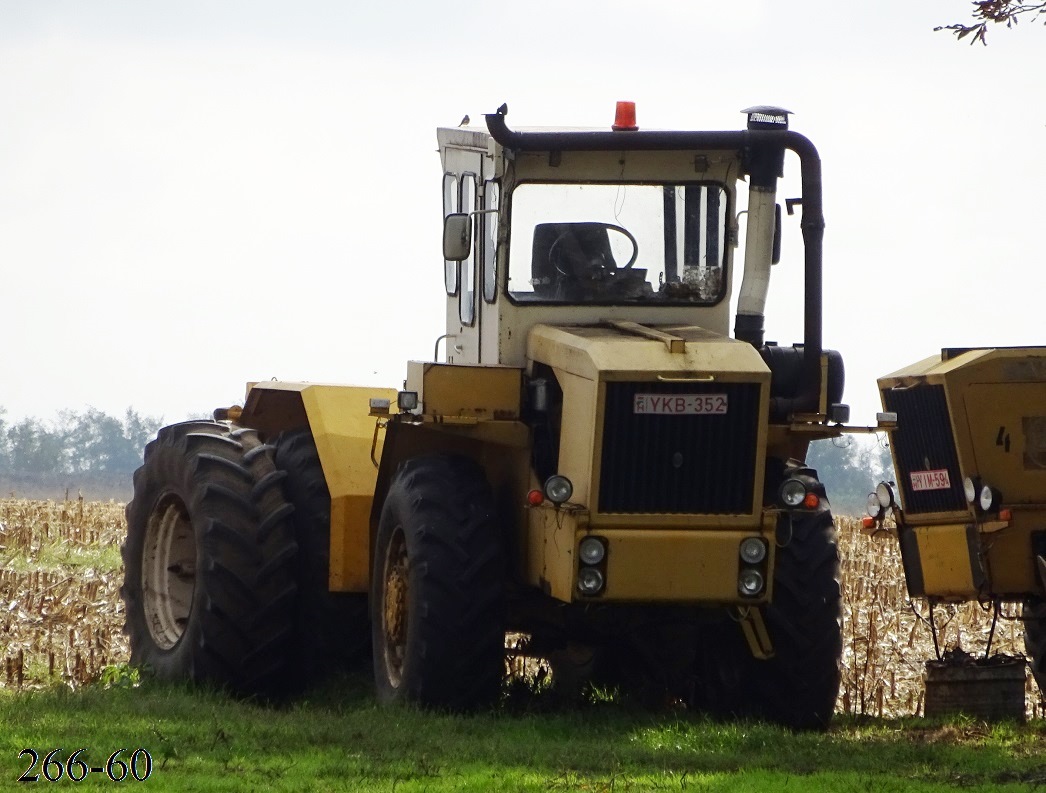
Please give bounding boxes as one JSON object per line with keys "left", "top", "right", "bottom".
{"left": 1, "top": 541, "right": 122, "bottom": 572}
{"left": 2, "top": 673, "right": 1045, "bottom": 792}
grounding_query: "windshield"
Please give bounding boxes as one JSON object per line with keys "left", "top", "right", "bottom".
{"left": 507, "top": 182, "right": 729, "bottom": 305}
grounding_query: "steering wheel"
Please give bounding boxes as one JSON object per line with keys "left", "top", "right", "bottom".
{"left": 548, "top": 222, "right": 639, "bottom": 278}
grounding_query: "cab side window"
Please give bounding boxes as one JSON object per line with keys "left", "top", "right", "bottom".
{"left": 443, "top": 172, "right": 459, "bottom": 295}
{"left": 459, "top": 173, "right": 477, "bottom": 325}
{"left": 482, "top": 179, "right": 499, "bottom": 304}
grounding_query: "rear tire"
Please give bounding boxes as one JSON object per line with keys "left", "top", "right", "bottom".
{"left": 272, "top": 430, "right": 370, "bottom": 680}
{"left": 121, "top": 421, "right": 297, "bottom": 696}
{"left": 695, "top": 501, "right": 842, "bottom": 729}
{"left": 371, "top": 454, "right": 505, "bottom": 710}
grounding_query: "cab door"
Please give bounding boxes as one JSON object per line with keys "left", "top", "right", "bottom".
{"left": 441, "top": 145, "right": 488, "bottom": 364}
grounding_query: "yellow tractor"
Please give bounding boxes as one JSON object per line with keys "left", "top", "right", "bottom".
{"left": 868, "top": 348, "right": 1046, "bottom": 690}
{"left": 122, "top": 103, "right": 854, "bottom": 728}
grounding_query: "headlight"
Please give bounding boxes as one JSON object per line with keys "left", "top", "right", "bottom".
{"left": 779, "top": 478, "right": 807, "bottom": 508}
{"left": 963, "top": 476, "right": 979, "bottom": 504}
{"left": 875, "top": 482, "right": 895, "bottom": 509}
{"left": 396, "top": 391, "right": 419, "bottom": 411}
{"left": 866, "top": 492, "right": 883, "bottom": 518}
{"left": 738, "top": 569, "right": 764, "bottom": 597}
{"left": 544, "top": 475, "right": 573, "bottom": 504}
{"left": 739, "top": 537, "right": 767, "bottom": 564}
{"left": 577, "top": 567, "right": 605, "bottom": 595}
{"left": 578, "top": 537, "right": 606, "bottom": 565}
{"left": 979, "top": 485, "right": 1001, "bottom": 513}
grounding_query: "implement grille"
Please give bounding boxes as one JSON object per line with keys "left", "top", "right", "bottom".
{"left": 598, "top": 381, "right": 761, "bottom": 514}
{"left": 883, "top": 384, "right": 966, "bottom": 514}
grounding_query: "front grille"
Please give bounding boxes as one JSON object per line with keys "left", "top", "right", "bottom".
{"left": 598, "top": 381, "right": 761, "bottom": 514}
{"left": 883, "top": 384, "right": 966, "bottom": 514}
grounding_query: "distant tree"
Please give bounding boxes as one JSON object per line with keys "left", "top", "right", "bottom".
{"left": 120, "top": 408, "right": 163, "bottom": 469}
{"left": 0, "top": 406, "right": 162, "bottom": 476}
{"left": 938, "top": 1, "right": 1046, "bottom": 44}
{"left": 7, "top": 417, "right": 67, "bottom": 474}
{"left": 61, "top": 407, "right": 162, "bottom": 473}
{"left": 0, "top": 407, "right": 8, "bottom": 470}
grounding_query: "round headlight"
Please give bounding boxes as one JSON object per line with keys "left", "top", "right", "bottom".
{"left": 579, "top": 537, "right": 606, "bottom": 566}
{"left": 738, "top": 569, "right": 764, "bottom": 597}
{"left": 739, "top": 537, "right": 767, "bottom": 564}
{"left": 866, "top": 492, "right": 883, "bottom": 518}
{"left": 577, "top": 567, "right": 605, "bottom": 595}
{"left": 544, "top": 475, "right": 573, "bottom": 504}
{"left": 779, "top": 478, "right": 807, "bottom": 508}
{"left": 963, "top": 477, "right": 978, "bottom": 504}
{"left": 875, "top": 482, "right": 895, "bottom": 509}
{"left": 979, "top": 485, "right": 1000, "bottom": 512}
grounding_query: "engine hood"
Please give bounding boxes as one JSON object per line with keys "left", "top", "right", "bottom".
{"left": 528, "top": 322, "right": 771, "bottom": 384}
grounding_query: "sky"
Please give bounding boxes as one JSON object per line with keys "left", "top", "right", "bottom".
{"left": 1, "top": 1, "right": 1044, "bottom": 427}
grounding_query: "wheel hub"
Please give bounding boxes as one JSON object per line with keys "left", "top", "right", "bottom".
{"left": 141, "top": 495, "right": 197, "bottom": 650}
{"left": 382, "top": 528, "right": 409, "bottom": 686}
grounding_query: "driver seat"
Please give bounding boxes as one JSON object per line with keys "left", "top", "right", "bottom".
{"left": 531, "top": 222, "right": 618, "bottom": 298}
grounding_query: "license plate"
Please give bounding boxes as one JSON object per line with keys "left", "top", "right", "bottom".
{"left": 910, "top": 469, "right": 951, "bottom": 491}
{"left": 633, "top": 393, "right": 728, "bottom": 415}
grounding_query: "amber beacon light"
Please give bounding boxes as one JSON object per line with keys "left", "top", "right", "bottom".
{"left": 612, "top": 101, "right": 638, "bottom": 131}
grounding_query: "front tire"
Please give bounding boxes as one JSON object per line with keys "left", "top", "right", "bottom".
{"left": 695, "top": 501, "right": 842, "bottom": 729}
{"left": 371, "top": 454, "right": 505, "bottom": 710}
{"left": 121, "top": 421, "right": 298, "bottom": 696}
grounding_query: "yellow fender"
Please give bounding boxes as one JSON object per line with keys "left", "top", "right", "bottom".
{"left": 239, "top": 380, "right": 396, "bottom": 593}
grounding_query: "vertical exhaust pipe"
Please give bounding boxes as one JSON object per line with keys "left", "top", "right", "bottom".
{"left": 734, "top": 107, "right": 826, "bottom": 416}
{"left": 734, "top": 107, "right": 789, "bottom": 349}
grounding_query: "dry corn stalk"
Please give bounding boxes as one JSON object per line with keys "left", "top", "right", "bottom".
{"left": 1, "top": 497, "right": 128, "bottom": 690}
{"left": 1, "top": 499, "right": 1043, "bottom": 715}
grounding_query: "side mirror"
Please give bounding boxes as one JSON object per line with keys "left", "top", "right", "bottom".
{"left": 443, "top": 213, "right": 472, "bottom": 261}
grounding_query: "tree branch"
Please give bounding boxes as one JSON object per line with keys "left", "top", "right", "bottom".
{"left": 936, "top": 1, "right": 1046, "bottom": 44}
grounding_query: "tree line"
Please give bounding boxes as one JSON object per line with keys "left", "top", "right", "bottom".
{"left": 0, "top": 405, "right": 894, "bottom": 514}
{"left": 0, "top": 407, "right": 164, "bottom": 476}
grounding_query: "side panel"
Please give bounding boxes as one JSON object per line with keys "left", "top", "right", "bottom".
{"left": 556, "top": 369, "right": 599, "bottom": 507}
{"left": 965, "top": 382, "right": 1046, "bottom": 504}
{"left": 406, "top": 361, "right": 522, "bottom": 419}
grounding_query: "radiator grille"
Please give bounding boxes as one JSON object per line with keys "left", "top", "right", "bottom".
{"left": 598, "top": 381, "right": 761, "bottom": 514}
{"left": 883, "top": 384, "right": 966, "bottom": 514}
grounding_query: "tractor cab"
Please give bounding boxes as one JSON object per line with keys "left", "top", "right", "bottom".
{"left": 435, "top": 103, "right": 845, "bottom": 430}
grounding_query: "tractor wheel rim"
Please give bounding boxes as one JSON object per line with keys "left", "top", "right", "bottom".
{"left": 141, "top": 495, "right": 196, "bottom": 650}
{"left": 382, "top": 526, "right": 409, "bottom": 687}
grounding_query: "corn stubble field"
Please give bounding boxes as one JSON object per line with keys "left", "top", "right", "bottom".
{"left": 0, "top": 497, "right": 1042, "bottom": 719}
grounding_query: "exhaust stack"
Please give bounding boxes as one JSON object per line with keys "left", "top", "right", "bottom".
{"left": 734, "top": 107, "right": 790, "bottom": 349}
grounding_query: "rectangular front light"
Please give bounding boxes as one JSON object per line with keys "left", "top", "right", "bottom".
{"left": 368, "top": 398, "right": 391, "bottom": 416}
